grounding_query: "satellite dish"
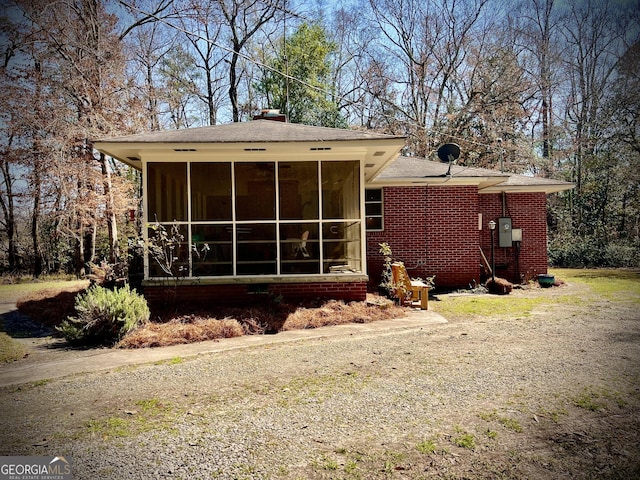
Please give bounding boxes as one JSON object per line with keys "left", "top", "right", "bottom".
{"left": 437, "top": 143, "right": 461, "bottom": 163}
{"left": 437, "top": 143, "right": 461, "bottom": 176}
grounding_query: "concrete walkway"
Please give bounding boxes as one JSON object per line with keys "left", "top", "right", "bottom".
{"left": 0, "top": 302, "right": 447, "bottom": 388}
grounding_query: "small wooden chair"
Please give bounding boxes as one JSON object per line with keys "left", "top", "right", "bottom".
{"left": 391, "top": 262, "right": 430, "bottom": 309}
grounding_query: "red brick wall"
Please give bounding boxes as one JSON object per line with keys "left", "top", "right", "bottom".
{"left": 144, "top": 281, "right": 367, "bottom": 311}
{"left": 366, "top": 186, "right": 550, "bottom": 291}
{"left": 270, "top": 282, "right": 367, "bottom": 302}
{"left": 367, "top": 185, "right": 480, "bottom": 290}
{"left": 366, "top": 186, "right": 429, "bottom": 289}
{"left": 478, "top": 192, "right": 548, "bottom": 283}
{"left": 425, "top": 185, "right": 480, "bottom": 288}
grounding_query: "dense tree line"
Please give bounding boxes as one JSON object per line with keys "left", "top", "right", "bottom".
{"left": 0, "top": 0, "right": 638, "bottom": 276}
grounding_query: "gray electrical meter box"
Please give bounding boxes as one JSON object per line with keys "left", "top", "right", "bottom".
{"left": 498, "top": 217, "right": 512, "bottom": 247}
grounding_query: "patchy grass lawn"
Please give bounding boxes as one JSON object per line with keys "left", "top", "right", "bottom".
{"left": 7, "top": 268, "right": 637, "bottom": 350}
{"left": 0, "top": 333, "right": 26, "bottom": 363}
{"left": 13, "top": 281, "right": 90, "bottom": 328}
{"left": 0, "top": 278, "right": 88, "bottom": 362}
{"left": 430, "top": 268, "right": 639, "bottom": 321}
{"left": 0, "top": 276, "right": 84, "bottom": 299}
{"left": 549, "top": 268, "right": 640, "bottom": 303}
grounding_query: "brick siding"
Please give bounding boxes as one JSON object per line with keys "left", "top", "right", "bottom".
{"left": 144, "top": 188, "right": 549, "bottom": 308}
{"left": 144, "top": 281, "right": 367, "bottom": 311}
{"left": 478, "top": 192, "right": 548, "bottom": 283}
{"left": 366, "top": 186, "right": 550, "bottom": 291}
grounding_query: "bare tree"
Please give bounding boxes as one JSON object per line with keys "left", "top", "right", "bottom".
{"left": 216, "top": 0, "right": 284, "bottom": 122}
{"left": 560, "top": 1, "right": 626, "bottom": 208}
{"left": 608, "top": 42, "right": 640, "bottom": 155}
{"left": 157, "top": 43, "right": 201, "bottom": 128}
{"left": 179, "top": 0, "right": 227, "bottom": 125}
{"left": 326, "top": 2, "right": 394, "bottom": 129}
{"left": 368, "top": 0, "right": 490, "bottom": 156}
{"left": 9, "top": 0, "right": 140, "bottom": 273}
{"left": 513, "top": 0, "right": 564, "bottom": 164}
{"left": 449, "top": 34, "right": 537, "bottom": 171}
{"left": 129, "top": 21, "right": 174, "bottom": 130}
{"left": 0, "top": 25, "right": 21, "bottom": 271}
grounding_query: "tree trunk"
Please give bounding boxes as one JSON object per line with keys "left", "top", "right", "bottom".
{"left": 99, "top": 152, "right": 120, "bottom": 263}
{"left": 31, "top": 162, "right": 43, "bottom": 277}
{"left": 229, "top": 48, "right": 240, "bottom": 122}
{"left": 147, "top": 63, "right": 160, "bottom": 130}
{"left": 207, "top": 71, "right": 216, "bottom": 125}
{"left": 0, "top": 157, "right": 17, "bottom": 271}
{"left": 75, "top": 227, "right": 85, "bottom": 277}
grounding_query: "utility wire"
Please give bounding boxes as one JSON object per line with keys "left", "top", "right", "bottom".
{"left": 118, "top": 0, "right": 496, "bottom": 152}
{"left": 119, "top": 0, "right": 331, "bottom": 98}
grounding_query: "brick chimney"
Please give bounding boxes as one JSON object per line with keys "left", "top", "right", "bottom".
{"left": 253, "top": 109, "right": 287, "bottom": 122}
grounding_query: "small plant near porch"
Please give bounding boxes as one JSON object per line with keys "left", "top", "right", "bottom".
{"left": 378, "top": 242, "right": 396, "bottom": 297}
{"left": 137, "top": 220, "right": 210, "bottom": 309}
{"left": 140, "top": 220, "right": 209, "bottom": 278}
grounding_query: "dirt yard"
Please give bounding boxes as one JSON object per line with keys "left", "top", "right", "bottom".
{"left": 0, "top": 271, "right": 639, "bottom": 479}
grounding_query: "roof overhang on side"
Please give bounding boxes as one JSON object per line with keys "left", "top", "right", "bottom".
{"left": 367, "top": 176, "right": 509, "bottom": 190}
{"left": 367, "top": 177, "right": 575, "bottom": 194}
{"left": 479, "top": 182, "right": 576, "bottom": 194}
{"left": 93, "top": 138, "right": 406, "bottom": 182}
{"left": 364, "top": 156, "right": 575, "bottom": 194}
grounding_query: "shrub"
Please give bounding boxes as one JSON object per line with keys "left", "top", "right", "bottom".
{"left": 57, "top": 285, "right": 150, "bottom": 346}
{"left": 548, "top": 236, "right": 640, "bottom": 268}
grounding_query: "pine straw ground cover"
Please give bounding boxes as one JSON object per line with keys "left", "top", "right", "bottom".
{"left": 118, "top": 296, "right": 405, "bottom": 348}
{"left": 14, "top": 284, "right": 406, "bottom": 349}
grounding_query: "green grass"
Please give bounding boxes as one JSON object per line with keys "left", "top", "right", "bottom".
{"left": 433, "top": 294, "right": 573, "bottom": 319}
{"left": 433, "top": 268, "right": 639, "bottom": 320}
{"left": 574, "top": 390, "right": 604, "bottom": 411}
{"left": 453, "top": 431, "right": 476, "bottom": 449}
{"left": 416, "top": 439, "right": 437, "bottom": 454}
{"left": 572, "top": 386, "right": 627, "bottom": 412}
{"left": 275, "top": 371, "right": 369, "bottom": 406}
{"left": 86, "top": 416, "right": 130, "bottom": 438}
{"left": 485, "top": 429, "right": 498, "bottom": 439}
{"left": 83, "top": 397, "right": 175, "bottom": 439}
{"left": 0, "top": 279, "right": 87, "bottom": 303}
{"left": 0, "top": 333, "right": 26, "bottom": 362}
{"left": 478, "top": 410, "right": 523, "bottom": 433}
{"left": 153, "top": 356, "right": 185, "bottom": 366}
{"left": 0, "top": 279, "right": 88, "bottom": 362}
{"left": 549, "top": 268, "right": 640, "bottom": 303}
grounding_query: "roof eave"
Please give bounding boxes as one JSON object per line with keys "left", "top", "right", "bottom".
{"left": 94, "top": 137, "right": 406, "bottom": 175}
{"left": 480, "top": 183, "right": 576, "bottom": 194}
{"left": 367, "top": 176, "right": 508, "bottom": 188}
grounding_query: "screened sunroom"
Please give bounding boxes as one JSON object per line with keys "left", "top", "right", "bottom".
{"left": 94, "top": 120, "right": 405, "bottom": 292}
{"left": 146, "top": 159, "right": 362, "bottom": 278}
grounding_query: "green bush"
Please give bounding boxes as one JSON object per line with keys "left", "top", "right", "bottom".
{"left": 57, "top": 285, "right": 150, "bottom": 346}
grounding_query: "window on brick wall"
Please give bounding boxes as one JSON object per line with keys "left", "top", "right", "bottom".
{"left": 365, "top": 189, "right": 383, "bottom": 231}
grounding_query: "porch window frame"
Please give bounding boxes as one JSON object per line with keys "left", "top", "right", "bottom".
{"left": 142, "top": 158, "right": 366, "bottom": 282}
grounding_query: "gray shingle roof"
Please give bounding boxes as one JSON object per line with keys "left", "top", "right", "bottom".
{"left": 376, "top": 156, "right": 574, "bottom": 193}
{"left": 378, "top": 155, "right": 507, "bottom": 179}
{"left": 96, "top": 120, "right": 406, "bottom": 143}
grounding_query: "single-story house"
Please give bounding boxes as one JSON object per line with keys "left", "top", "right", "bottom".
{"left": 94, "top": 117, "right": 573, "bottom": 308}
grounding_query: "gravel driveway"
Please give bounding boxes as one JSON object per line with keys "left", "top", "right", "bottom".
{"left": 1, "top": 280, "right": 639, "bottom": 479}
